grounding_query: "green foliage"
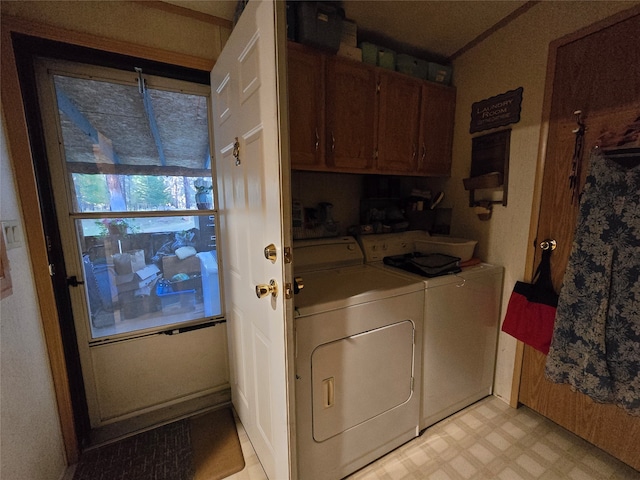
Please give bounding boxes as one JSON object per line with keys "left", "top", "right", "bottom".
{"left": 95, "top": 218, "right": 139, "bottom": 237}
{"left": 126, "top": 175, "right": 172, "bottom": 208}
{"left": 72, "top": 173, "right": 109, "bottom": 209}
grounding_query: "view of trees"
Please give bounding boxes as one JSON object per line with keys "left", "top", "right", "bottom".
{"left": 72, "top": 173, "right": 209, "bottom": 212}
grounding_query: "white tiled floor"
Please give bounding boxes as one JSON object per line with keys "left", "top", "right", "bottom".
{"left": 227, "top": 396, "right": 639, "bottom": 480}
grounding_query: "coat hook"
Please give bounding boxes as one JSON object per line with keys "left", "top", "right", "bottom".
{"left": 569, "top": 110, "right": 586, "bottom": 204}
{"left": 571, "top": 110, "right": 584, "bottom": 133}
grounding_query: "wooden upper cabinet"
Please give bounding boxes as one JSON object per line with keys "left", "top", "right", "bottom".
{"left": 288, "top": 43, "right": 325, "bottom": 170}
{"left": 325, "top": 55, "right": 377, "bottom": 172}
{"left": 376, "top": 71, "right": 423, "bottom": 174}
{"left": 287, "top": 41, "right": 456, "bottom": 176}
{"left": 419, "top": 82, "right": 456, "bottom": 176}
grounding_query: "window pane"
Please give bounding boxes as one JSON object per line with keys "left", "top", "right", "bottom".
{"left": 77, "top": 215, "right": 220, "bottom": 339}
{"left": 53, "top": 74, "right": 213, "bottom": 213}
{"left": 71, "top": 173, "right": 213, "bottom": 213}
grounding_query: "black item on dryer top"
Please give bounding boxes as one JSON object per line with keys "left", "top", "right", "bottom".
{"left": 383, "top": 253, "right": 461, "bottom": 278}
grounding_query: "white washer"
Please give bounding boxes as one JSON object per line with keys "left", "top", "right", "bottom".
{"left": 358, "top": 232, "right": 503, "bottom": 430}
{"left": 293, "top": 237, "right": 424, "bottom": 480}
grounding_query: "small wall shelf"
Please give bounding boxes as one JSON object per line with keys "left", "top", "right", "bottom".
{"left": 463, "top": 129, "right": 510, "bottom": 207}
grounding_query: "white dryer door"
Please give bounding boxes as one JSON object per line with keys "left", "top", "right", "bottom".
{"left": 311, "top": 320, "right": 415, "bottom": 442}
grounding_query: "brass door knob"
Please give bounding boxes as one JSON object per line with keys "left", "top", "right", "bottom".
{"left": 540, "top": 239, "right": 557, "bottom": 251}
{"left": 256, "top": 279, "right": 278, "bottom": 299}
{"left": 264, "top": 244, "right": 277, "bottom": 263}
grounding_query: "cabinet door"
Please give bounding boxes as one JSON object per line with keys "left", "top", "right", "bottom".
{"left": 325, "top": 56, "right": 377, "bottom": 171}
{"left": 288, "top": 43, "right": 325, "bottom": 170}
{"left": 377, "top": 72, "right": 422, "bottom": 174}
{"left": 419, "top": 83, "right": 456, "bottom": 176}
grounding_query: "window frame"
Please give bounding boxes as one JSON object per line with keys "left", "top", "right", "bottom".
{"left": 36, "top": 57, "right": 225, "bottom": 343}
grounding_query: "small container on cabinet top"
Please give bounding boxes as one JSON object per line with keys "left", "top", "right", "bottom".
{"left": 341, "top": 19, "right": 358, "bottom": 47}
{"left": 359, "top": 42, "right": 396, "bottom": 70}
{"left": 296, "top": 2, "right": 343, "bottom": 53}
{"left": 396, "top": 54, "right": 428, "bottom": 79}
{"left": 338, "top": 44, "right": 362, "bottom": 62}
{"left": 377, "top": 46, "right": 396, "bottom": 70}
{"left": 427, "top": 62, "right": 453, "bottom": 85}
{"left": 360, "top": 42, "right": 378, "bottom": 65}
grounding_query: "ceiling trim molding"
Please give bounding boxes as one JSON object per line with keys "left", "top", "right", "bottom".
{"left": 131, "top": 1, "right": 233, "bottom": 30}
{"left": 1, "top": 14, "right": 215, "bottom": 72}
{"left": 448, "top": 1, "right": 541, "bottom": 62}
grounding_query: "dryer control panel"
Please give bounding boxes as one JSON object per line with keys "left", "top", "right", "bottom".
{"left": 359, "top": 231, "right": 431, "bottom": 262}
{"left": 293, "top": 236, "right": 364, "bottom": 273}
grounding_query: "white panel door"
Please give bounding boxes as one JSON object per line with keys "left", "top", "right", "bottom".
{"left": 210, "top": 1, "right": 292, "bottom": 479}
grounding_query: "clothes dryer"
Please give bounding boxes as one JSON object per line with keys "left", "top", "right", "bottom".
{"left": 293, "top": 237, "right": 424, "bottom": 480}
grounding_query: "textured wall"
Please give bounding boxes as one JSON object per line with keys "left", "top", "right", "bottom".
{"left": 1, "top": 111, "right": 68, "bottom": 479}
{"left": 0, "top": 1, "right": 228, "bottom": 63}
{"left": 447, "top": 1, "right": 637, "bottom": 403}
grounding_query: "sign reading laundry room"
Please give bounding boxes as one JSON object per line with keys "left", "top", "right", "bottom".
{"left": 470, "top": 87, "right": 523, "bottom": 133}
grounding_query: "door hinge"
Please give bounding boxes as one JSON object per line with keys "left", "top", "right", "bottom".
{"left": 284, "top": 246, "right": 292, "bottom": 264}
{"left": 285, "top": 282, "right": 293, "bottom": 299}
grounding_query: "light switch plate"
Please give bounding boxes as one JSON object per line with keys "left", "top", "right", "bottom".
{"left": 1, "top": 220, "right": 23, "bottom": 249}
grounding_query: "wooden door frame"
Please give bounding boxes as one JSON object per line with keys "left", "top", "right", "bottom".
{"left": 510, "top": 3, "right": 640, "bottom": 407}
{"left": 0, "top": 15, "right": 218, "bottom": 464}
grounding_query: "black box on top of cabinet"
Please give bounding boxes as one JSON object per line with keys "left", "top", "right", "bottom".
{"left": 296, "top": 2, "right": 344, "bottom": 53}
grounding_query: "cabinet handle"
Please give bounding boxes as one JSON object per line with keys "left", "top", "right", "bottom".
{"left": 331, "top": 132, "right": 335, "bottom": 153}
{"left": 315, "top": 128, "right": 319, "bottom": 152}
{"left": 421, "top": 144, "right": 426, "bottom": 167}
{"left": 412, "top": 144, "right": 417, "bottom": 161}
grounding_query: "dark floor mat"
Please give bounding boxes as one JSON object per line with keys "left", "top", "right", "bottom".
{"left": 73, "top": 419, "right": 193, "bottom": 480}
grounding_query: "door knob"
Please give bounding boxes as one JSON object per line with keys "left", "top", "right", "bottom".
{"left": 540, "top": 239, "right": 557, "bottom": 251}
{"left": 256, "top": 279, "right": 278, "bottom": 299}
{"left": 264, "top": 244, "right": 277, "bottom": 263}
{"left": 294, "top": 277, "right": 304, "bottom": 294}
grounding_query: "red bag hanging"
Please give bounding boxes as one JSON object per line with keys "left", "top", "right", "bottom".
{"left": 501, "top": 248, "right": 558, "bottom": 354}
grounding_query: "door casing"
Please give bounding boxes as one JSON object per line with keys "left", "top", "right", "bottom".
{"left": 1, "top": 21, "right": 216, "bottom": 459}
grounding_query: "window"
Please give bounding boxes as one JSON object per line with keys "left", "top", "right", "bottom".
{"left": 49, "top": 67, "right": 221, "bottom": 339}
